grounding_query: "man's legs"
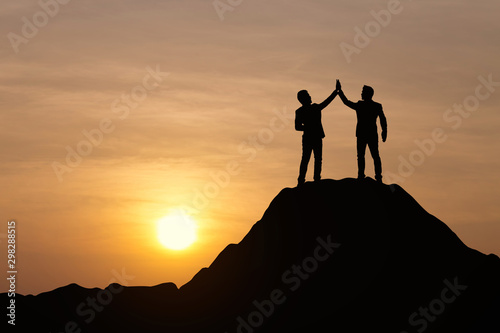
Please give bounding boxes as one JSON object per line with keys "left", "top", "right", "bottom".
{"left": 368, "top": 138, "right": 382, "bottom": 181}
{"left": 298, "top": 138, "right": 313, "bottom": 184}
{"left": 357, "top": 137, "right": 367, "bottom": 179}
{"left": 312, "top": 139, "right": 323, "bottom": 181}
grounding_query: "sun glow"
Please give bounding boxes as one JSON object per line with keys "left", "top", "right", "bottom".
{"left": 157, "top": 211, "right": 197, "bottom": 250}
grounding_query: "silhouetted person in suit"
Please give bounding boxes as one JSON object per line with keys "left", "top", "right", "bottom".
{"left": 337, "top": 81, "right": 387, "bottom": 182}
{"left": 295, "top": 81, "right": 339, "bottom": 186}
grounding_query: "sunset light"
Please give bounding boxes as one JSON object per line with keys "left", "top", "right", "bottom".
{"left": 2, "top": 0, "right": 499, "bottom": 304}
{"left": 157, "top": 211, "right": 197, "bottom": 250}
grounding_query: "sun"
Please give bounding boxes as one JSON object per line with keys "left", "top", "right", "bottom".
{"left": 157, "top": 211, "right": 197, "bottom": 250}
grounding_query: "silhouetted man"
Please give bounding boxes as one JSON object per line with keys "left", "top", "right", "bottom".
{"left": 337, "top": 81, "right": 387, "bottom": 182}
{"left": 295, "top": 82, "right": 339, "bottom": 186}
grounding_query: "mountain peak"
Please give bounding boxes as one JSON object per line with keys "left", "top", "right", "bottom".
{"left": 4, "top": 178, "right": 500, "bottom": 332}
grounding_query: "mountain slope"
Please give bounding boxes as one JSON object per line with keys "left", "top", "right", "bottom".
{"left": 4, "top": 178, "right": 500, "bottom": 332}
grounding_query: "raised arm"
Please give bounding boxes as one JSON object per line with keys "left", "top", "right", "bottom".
{"left": 318, "top": 89, "right": 338, "bottom": 110}
{"left": 338, "top": 89, "right": 357, "bottom": 110}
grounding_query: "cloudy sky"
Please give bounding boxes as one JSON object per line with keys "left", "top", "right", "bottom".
{"left": 1, "top": 0, "right": 499, "bottom": 295}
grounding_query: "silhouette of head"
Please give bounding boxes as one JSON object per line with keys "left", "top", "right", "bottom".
{"left": 297, "top": 90, "right": 312, "bottom": 106}
{"left": 361, "top": 85, "right": 374, "bottom": 101}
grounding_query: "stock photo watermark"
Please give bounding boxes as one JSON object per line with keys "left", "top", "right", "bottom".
{"left": 385, "top": 73, "right": 500, "bottom": 189}
{"left": 225, "top": 234, "right": 341, "bottom": 333}
{"left": 340, "top": 0, "right": 412, "bottom": 64}
{"left": 7, "top": 0, "right": 73, "bottom": 54}
{"left": 49, "top": 268, "right": 136, "bottom": 333}
{"left": 6, "top": 221, "right": 17, "bottom": 326}
{"left": 400, "top": 276, "right": 467, "bottom": 333}
{"left": 213, "top": 0, "right": 244, "bottom": 21}
{"left": 51, "top": 65, "right": 169, "bottom": 182}
{"left": 181, "top": 106, "right": 294, "bottom": 216}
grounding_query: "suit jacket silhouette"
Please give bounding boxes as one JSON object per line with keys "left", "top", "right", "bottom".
{"left": 295, "top": 104, "right": 326, "bottom": 140}
{"left": 339, "top": 93, "right": 387, "bottom": 138}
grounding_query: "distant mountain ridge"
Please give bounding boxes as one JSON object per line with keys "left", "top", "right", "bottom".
{"left": 4, "top": 178, "right": 500, "bottom": 332}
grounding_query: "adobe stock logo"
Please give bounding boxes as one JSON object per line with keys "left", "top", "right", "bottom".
{"left": 7, "top": 0, "right": 73, "bottom": 54}
{"left": 52, "top": 65, "right": 169, "bottom": 182}
{"left": 400, "top": 277, "right": 467, "bottom": 333}
{"left": 50, "top": 268, "right": 135, "bottom": 333}
{"left": 212, "top": 0, "right": 244, "bottom": 21}
{"left": 227, "top": 234, "right": 341, "bottom": 333}
{"left": 385, "top": 73, "right": 499, "bottom": 189}
{"left": 339, "top": 0, "right": 410, "bottom": 64}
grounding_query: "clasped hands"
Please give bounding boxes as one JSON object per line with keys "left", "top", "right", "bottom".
{"left": 336, "top": 79, "right": 342, "bottom": 93}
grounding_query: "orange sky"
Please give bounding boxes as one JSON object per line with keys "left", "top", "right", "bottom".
{"left": 1, "top": 0, "right": 500, "bottom": 295}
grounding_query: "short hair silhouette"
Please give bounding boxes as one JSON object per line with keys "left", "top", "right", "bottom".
{"left": 297, "top": 90, "right": 311, "bottom": 105}
{"left": 362, "top": 85, "right": 374, "bottom": 100}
